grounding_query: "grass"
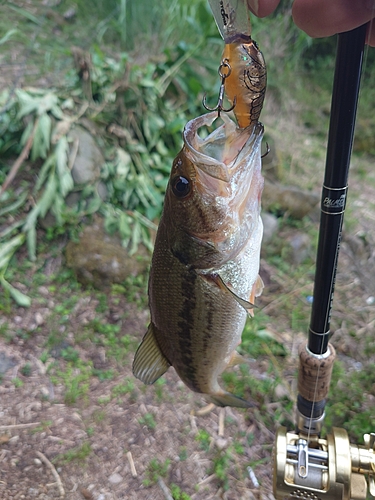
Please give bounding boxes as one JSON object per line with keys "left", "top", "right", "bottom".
{"left": 143, "top": 458, "right": 171, "bottom": 487}
{"left": 138, "top": 412, "right": 157, "bottom": 431}
{"left": 53, "top": 442, "right": 92, "bottom": 465}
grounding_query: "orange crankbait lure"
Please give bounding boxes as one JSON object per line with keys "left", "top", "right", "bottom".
{"left": 207, "top": 0, "right": 267, "bottom": 128}
{"left": 222, "top": 37, "right": 266, "bottom": 127}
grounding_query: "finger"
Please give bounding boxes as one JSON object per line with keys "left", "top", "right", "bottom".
{"left": 247, "top": 0, "right": 280, "bottom": 18}
{"left": 292, "top": 0, "right": 375, "bottom": 38}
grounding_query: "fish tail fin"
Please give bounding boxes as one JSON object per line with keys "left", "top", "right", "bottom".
{"left": 133, "top": 323, "right": 170, "bottom": 385}
{"left": 208, "top": 390, "right": 256, "bottom": 409}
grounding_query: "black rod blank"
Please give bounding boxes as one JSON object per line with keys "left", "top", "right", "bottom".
{"left": 308, "top": 24, "right": 367, "bottom": 355}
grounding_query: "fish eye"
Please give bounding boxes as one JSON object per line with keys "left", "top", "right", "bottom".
{"left": 171, "top": 176, "right": 191, "bottom": 198}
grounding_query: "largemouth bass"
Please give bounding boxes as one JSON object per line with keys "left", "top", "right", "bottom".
{"left": 133, "top": 111, "right": 264, "bottom": 408}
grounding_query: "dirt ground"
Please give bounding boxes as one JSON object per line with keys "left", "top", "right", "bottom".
{"left": 0, "top": 263, "right": 279, "bottom": 500}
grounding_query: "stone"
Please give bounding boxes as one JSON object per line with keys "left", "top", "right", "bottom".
{"left": 0, "top": 352, "right": 17, "bottom": 375}
{"left": 263, "top": 181, "right": 319, "bottom": 219}
{"left": 261, "top": 212, "right": 279, "bottom": 243}
{"left": 69, "top": 127, "right": 104, "bottom": 185}
{"left": 108, "top": 472, "right": 123, "bottom": 484}
{"left": 286, "top": 232, "right": 311, "bottom": 265}
{"left": 65, "top": 220, "right": 149, "bottom": 289}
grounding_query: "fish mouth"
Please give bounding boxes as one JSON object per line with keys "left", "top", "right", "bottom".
{"left": 181, "top": 112, "right": 264, "bottom": 256}
{"left": 183, "top": 111, "right": 263, "bottom": 188}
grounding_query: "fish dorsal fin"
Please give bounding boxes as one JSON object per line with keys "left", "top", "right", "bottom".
{"left": 133, "top": 323, "right": 170, "bottom": 385}
{"left": 212, "top": 273, "right": 257, "bottom": 313}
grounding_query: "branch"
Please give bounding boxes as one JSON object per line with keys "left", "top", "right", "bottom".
{"left": 0, "top": 118, "right": 39, "bottom": 196}
{"left": 36, "top": 450, "right": 65, "bottom": 498}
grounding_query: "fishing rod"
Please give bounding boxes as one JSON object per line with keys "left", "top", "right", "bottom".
{"left": 205, "top": 2, "right": 374, "bottom": 497}
{"left": 273, "top": 24, "right": 375, "bottom": 500}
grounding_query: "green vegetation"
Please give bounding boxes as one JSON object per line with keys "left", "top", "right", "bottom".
{"left": 325, "top": 361, "right": 375, "bottom": 441}
{"left": 195, "top": 429, "right": 212, "bottom": 452}
{"left": 143, "top": 458, "right": 171, "bottom": 487}
{"left": 53, "top": 442, "right": 92, "bottom": 465}
{"left": 138, "top": 412, "right": 157, "bottom": 431}
{"left": 170, "top": 483, "right": 192, "bottom": 500}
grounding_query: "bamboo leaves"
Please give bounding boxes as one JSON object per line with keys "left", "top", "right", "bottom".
{"left": 0, "top": 88, "right": 77, "bottom": 297}
{"left": 0, "top": 234, "right": 30, "bottom": 307}
{"left": 0, "top": 39, "right": 217, "bottom": 305}
{"left": 55, "top": 137, "right": 74, "bottom": 197}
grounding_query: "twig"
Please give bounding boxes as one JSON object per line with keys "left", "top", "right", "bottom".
{"left": 0, "top": 118, "right": 39, "bottom": 195}
{"left": 218, "top": 408, "right": 225, "bottom": 437}
{"left": 0, "top": 422, "right": 41, "bottom": 430}
{"left": 157, "top": 477, "right": 173, "bottom": 500}
{"left": 36, "top": 450, "right": 65, "bottom": 498}
{"left": 247, "top": 466, "right": 260, "bottom": 488}
{"left": 198, "top": 473, "right": 216, "bottom": 486}
{"left": 126, "top": 451, "right": 137, "bottom": 477}
{"left": 189, "top": 414, "right": 198, "bottom": 434}
{"left": 194, "top": 403, "right": 216, "bottom": 416}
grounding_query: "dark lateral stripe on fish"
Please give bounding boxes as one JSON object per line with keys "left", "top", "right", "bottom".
{"left": 176, "top": 270, "right": 200, "bottom": 392}
{"left": 202, "top": 301, "right": 214, "bottom": 359}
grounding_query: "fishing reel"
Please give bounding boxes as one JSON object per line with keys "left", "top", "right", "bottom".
{"left": 273, "top": 426, "right": 375, "bottom": 500}
{"left": 273, "top": 342, "right": 375, "bottom": 500}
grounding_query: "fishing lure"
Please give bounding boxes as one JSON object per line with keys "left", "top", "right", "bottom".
{"left": 206, "top": 0, "right": 267, "bottom": 128}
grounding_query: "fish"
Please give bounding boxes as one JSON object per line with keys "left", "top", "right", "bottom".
{"left": 133, "top": 111, "right": 264, "bottom": 408}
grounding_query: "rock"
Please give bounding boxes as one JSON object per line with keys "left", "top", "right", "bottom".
{"left": 261, "top": 212, "right": 279, "bottom": 243}
{"left": 65, "top": 220, "right": 150, "bottom": 289}
{"left": 0, "top": 352, "right": 17, "bottom": 375}
{"left": 215, "top": 438, "right": 228, "bottom": 450}
{"left": 274, "top": 383, "right": 290, "bottom": 399}
{"left": 69, "top": 127, "right": 104, "bottom": 185}
{"left": 286, "top": 232, "right": 312, "bottom": 265}
{"left": 34, "top": 312, "right": 44, "bottom": 326}
{"left": 108, "top": 472, "right": 123, "bottom": 484}
{"left": 263, "top": 181, "right": 319, "bottom": 219}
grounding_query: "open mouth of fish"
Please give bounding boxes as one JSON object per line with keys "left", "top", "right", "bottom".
{"left": 180, "top": 111, "right": 264, "bottom": 252}
{"left": 183, "top": 111, "right": 263, "bottom": 192}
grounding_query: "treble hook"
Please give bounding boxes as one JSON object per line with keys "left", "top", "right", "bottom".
{"left": 261, "top": 142, "right": 270, "bottom": 159}
{"left": 203, "top": 59, "right": 236, "bottom": 117}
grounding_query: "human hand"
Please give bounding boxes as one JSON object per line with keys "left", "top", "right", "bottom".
{"left": 247, "top": 0, "right": 375, "bottom": 47}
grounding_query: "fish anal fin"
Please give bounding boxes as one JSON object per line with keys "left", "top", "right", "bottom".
{"left": 247, "top": 275, "right": 264, "bottom": 317}
{"left": 211, "top": 273, "right": 257, "bottom": 314}
{"left": 209, "top": 391, "right": 256, "bottom": 409}
{"left": 133, "top": 323, "right": 170, "bottom": 385}
{"left": 253, "top": 275, "right": 264, "bottom": 298}
{"left": 226, "top": 350, "right": 247, "bottom": 368}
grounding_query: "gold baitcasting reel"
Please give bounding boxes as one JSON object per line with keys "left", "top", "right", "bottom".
{"left": 273, "top": 427, "right": 375, "bottom": 500}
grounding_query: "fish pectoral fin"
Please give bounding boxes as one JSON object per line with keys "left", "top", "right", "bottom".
{"left": 212, "top": 273, "right": 258, "bottom": 313}
{"left": 132, "top": 323, "right": 170, "bottom": 385}
{"left": 209, "top": 391, "right": 256, "bottom": 409}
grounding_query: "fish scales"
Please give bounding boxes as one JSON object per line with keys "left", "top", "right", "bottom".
{"left": 133, "top": 111, "right": 264, "bottom": 408}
